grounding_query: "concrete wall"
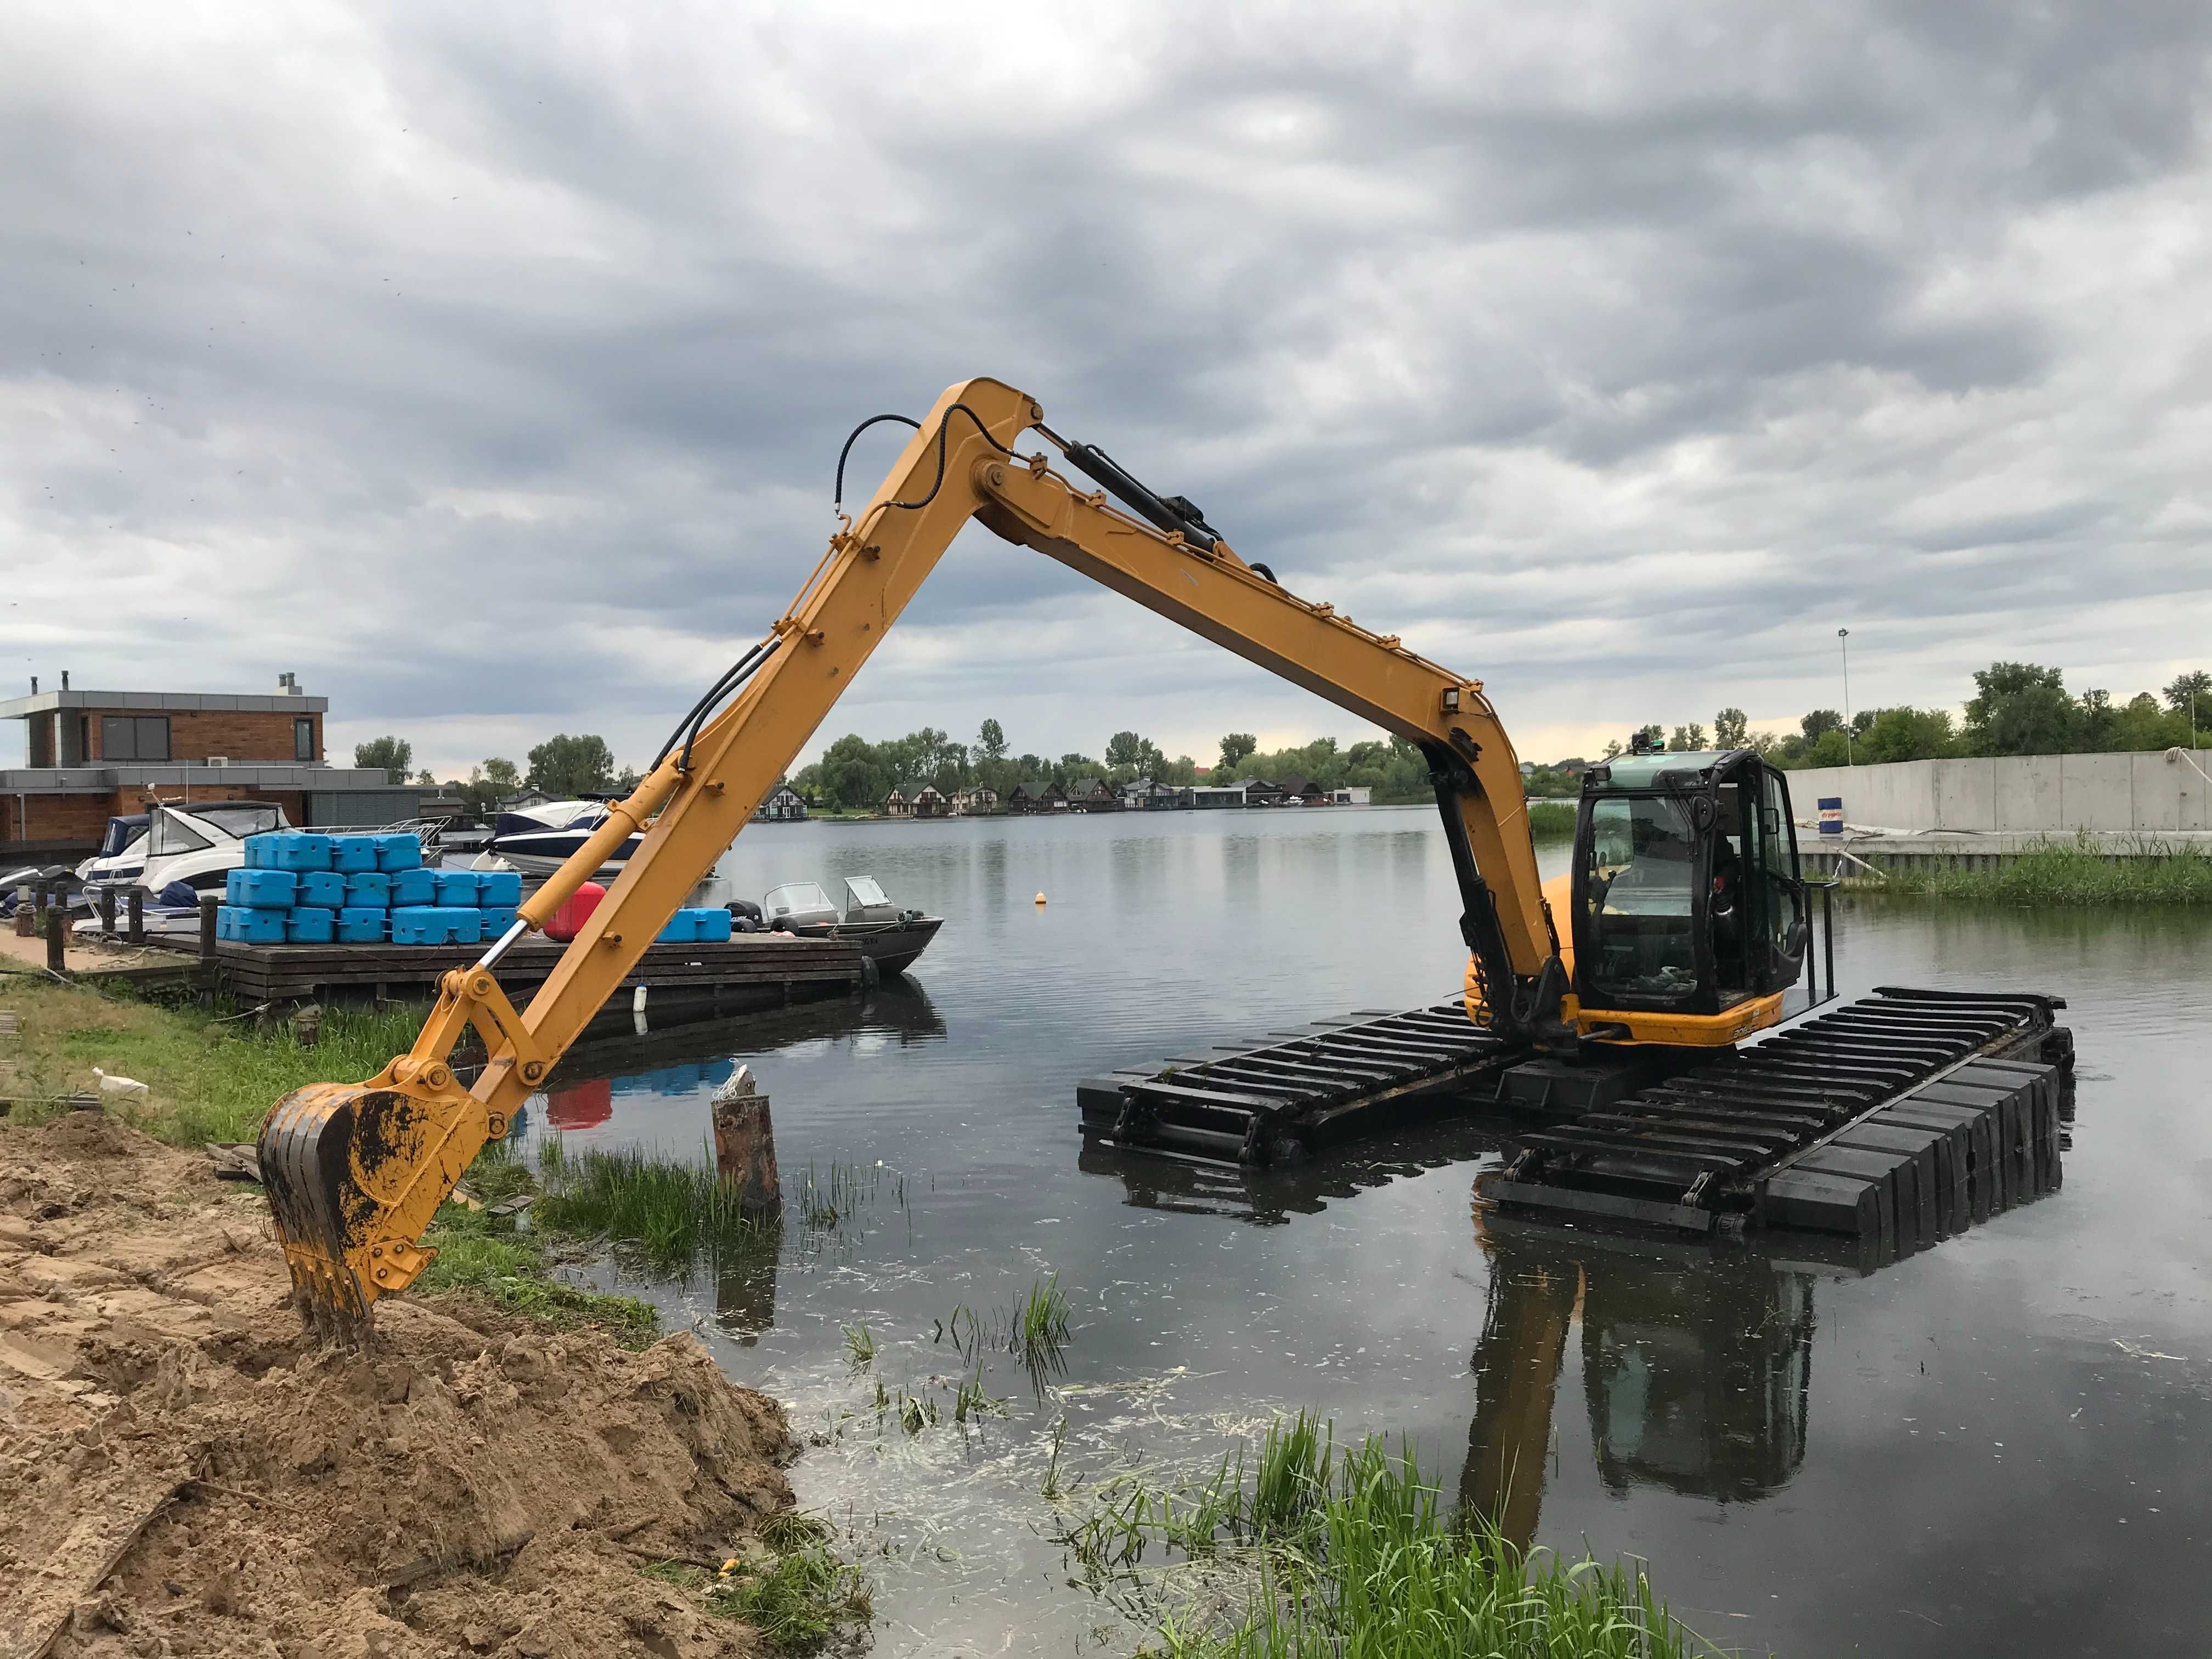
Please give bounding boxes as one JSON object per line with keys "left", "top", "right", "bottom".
{"left": 1788, "top": 749, "right": 2212, "bottom": 833}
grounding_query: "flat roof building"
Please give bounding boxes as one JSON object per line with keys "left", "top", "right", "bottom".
{"left": 1, "top": 674, "right": 416, "bottom": 858}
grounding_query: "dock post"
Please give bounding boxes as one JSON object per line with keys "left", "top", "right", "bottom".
{"left": 710, "top": 1065, "right": 782, "bottom": 1221}
{"left": 198, "top": 894, "right": 220, "bottom": 1001}
{"left": 13, "top": 885, "right": 33, "bottom": 938}
{"left": 126, "top": 889, "right": 144, "bottom": 945}
{"left": 44, "top": 901, "right": 66, "bottom": 975}
{"left": 98, "top": 887, "right": 116, "bottom": 937}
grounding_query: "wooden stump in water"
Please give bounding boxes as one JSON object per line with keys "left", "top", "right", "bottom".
{"left": 710, "top": 1064, "right": 781, "bottom": 1220}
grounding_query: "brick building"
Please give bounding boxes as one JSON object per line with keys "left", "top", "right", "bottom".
{"left": 1, "top": 676, "right": 417, "bottom": 859}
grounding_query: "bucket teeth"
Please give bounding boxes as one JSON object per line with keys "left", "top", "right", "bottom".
{"left": 257, "top": 1082, "right": 373, "bottom": 1329}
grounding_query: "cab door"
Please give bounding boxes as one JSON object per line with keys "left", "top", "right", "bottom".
{"left": 1748, "top": 765, "right": 1807, "bottom": 991}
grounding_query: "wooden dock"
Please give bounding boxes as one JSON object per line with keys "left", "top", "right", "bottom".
{"left": 199, "top": 932, "right": 870, "bottom": 1028}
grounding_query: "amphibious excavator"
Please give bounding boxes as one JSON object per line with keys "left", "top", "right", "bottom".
{"left": 257, "top": 376, "right": 2069, "bottom": 1332}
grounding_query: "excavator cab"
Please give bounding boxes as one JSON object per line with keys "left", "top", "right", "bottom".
{"left": 1572, "top": 750, "right": 1808, "bottom": 1023}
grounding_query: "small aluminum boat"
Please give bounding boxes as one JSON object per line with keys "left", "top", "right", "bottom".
{"left": 759, "top": 876, "right": 942, "bottom": 975}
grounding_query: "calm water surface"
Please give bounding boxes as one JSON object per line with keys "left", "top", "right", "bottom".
{"left": 510, "top": 809, "right": 2212, "bottom": 1658}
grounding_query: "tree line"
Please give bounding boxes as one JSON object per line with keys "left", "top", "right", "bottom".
{"left": 1616, "top": 664, "right": 2209, "bottom": 769}
{"left": 350, "top": 659, "right": 2208, "bottom": 820}
{"left": 352, "top": 733, "right": 637, "bottom": 812}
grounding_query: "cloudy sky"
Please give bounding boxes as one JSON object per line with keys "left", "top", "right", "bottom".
{"left": 7, "top": 3, "right": 2210, "bottom": 777}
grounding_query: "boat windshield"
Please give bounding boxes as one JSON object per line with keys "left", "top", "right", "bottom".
{"left": 763, "top": 882, "right": 836, "bottom": 922}
{"left": 845, "top": 876, "right": 891, "bottom": 909}
{"left": 194, "top": 803, "right": 286, "bottom": 840}
{"left": 1581, "top": 793, "right": 1700, "bottom": 1000}
{"left": 98, "top": 816, "right": 149, "bottom": 858}
{"left": 148, "top": 808, "right": 214, "bottom": 857}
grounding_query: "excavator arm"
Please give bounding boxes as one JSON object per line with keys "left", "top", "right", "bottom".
{"left": 257, "top": 376, "right": 1567, "bottom": 1330}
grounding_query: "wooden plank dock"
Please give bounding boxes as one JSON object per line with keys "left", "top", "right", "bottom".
{"left": 199, "top": 932, "right": 871, "bottom": 1029}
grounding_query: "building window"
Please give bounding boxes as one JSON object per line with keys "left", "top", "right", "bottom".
{"left": 99, "top": 715, "right": 171, "bottom": 761}
{"left": 295, "top": 718, "right": 315, "bottom": 761}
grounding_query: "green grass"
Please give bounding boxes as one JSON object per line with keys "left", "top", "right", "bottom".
{"left": 531, "top": 1142, "right": 776, "bottom": 1274}
{"left": 1008, "top": 1273, "right": 1073, "bottom": 1363}
{"left": 1848, "top": 836, "right": 2212, "bottom": 905}
{"left": 842, "top": 1323, "right": 876, "bottom": 1367}
{"left": 647, "top": 1513, "right": 873, "bottom": 1655}
{"left": 0, "top": 977, "right": 435, "bottom": 1145}
{"left": 415, "top": 1195, "right": 660, "bottom": 1348}
{"left": 1527, "top": 800, "right": 1578, "bottom": 840}
{"left": 1074, "top": 1414, "right": 1725, "bottom": 1659}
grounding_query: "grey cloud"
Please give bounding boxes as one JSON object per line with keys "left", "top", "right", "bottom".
{"left": 3, "top": 3, "right": 2209, "bottom": 776}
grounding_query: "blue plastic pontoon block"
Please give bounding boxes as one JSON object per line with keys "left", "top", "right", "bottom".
{"left": 268, "top": 832, "right": 335, "bottom": 872}
{"left": 391, "top": 905, "right": 461, "bottom": 946}
{"left": 330, "top": 834, "right": 379, "bottom": 873}
{"left": 285, "top": 906, "right": 336, "bottom": 944}
{"left": 477, "top": 905, "right": 519, "bottom": 939}
{"left": 475, "top": 870, "right": 523, "bottom": 907}
{"left": 687, "top": 906, "right": 733, "bottom": 943}
{"left": 336, "top": 907, "right": 387, "bottom": 943}
{"left": 344, "top": 870, "right": 392, "bottom": 909}
{"left": 656, "top": 910, "right": 699, "bottom": 944}
{"left": 431, "top": 868, "right": 481, "bottom": 906}
{"left": 295, "top": 869, "right": 347, "bottom": 909}
{"left": 231, "top": 906, "right": 289, "bottom": 944}
{"left": 226, "top": 868, "right": 297, "bottom": 909}
{"left": 374, "top": 833, "right": 424, "bottom": 873}
{"left": 242, "top": 833, "right": 277, "bottom": 870}
{"left": 388, "top": 866, "right": 436, "bottom": 907}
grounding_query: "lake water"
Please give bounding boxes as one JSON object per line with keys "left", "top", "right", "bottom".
{"left": 508, "top": 808, "right": 2212, "bottom": 1658}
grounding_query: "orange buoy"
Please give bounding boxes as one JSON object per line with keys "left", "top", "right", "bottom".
{"left": 1034, "top": 892, "right": 1047, "bottom": 906}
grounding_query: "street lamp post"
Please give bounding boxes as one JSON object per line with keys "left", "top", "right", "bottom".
{"left": 1838, "top": 628, "right": 1853, "bottom": 767}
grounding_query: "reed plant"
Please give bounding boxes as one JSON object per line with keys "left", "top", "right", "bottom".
{"left": 1849, "top": 836, "right": 2212, "bottom": 906}
{"left": 1528, "top": 800, "right": 1578, "bottom": 840}
{"left": 1077, "top": 1415, "right": 1724, "bottom": 1658}
{"left": 531, "top": 1143, "right": 773, "bottom": 1273}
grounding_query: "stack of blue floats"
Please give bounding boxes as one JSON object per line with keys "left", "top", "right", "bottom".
{"left": 217, "top": 831, "right": 732, "bottom": 947}
{"left": 218, "top": 832, "right": 523, "bottom": 946}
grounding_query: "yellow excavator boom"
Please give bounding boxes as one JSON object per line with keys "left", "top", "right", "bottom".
{"left": 258, "top": 376, "right": 1565, "bottom": 1330}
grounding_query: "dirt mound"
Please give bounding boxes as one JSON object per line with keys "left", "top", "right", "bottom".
{"left": 0, "top": 1114, "right": 797, "bottom": 1658}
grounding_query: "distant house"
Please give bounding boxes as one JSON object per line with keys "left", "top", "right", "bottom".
{"left": 881, "top": 788, "right": 912, "bottom": 819}
{"left": 1008, "top": 780, "right": 1066, "bottom": 814}
{"left": 952, "top": 785, "right": 999, "bottom": 816}
{"left": 501, "top": 786, "right": 555, "bottom": 811}
{"left": 1238, "top": 777, "right": 1287, "bottom": 807}
{"left": 1067, "top": 777, "right": 1118, "bottom": 811}
{"left": 1190, "top": 782, "right": 1246, "bottom": 809}
{"left": 1277, "top": 775, "right": 1329, "bottom": 806}
{"left": 913, "top": 785, "right": 949, "bottom": 819}
{"left": 1328, "top": 785, "right": 1372, "bottom": 805}
{"left": 1121, "top": 778, "right": 1178, "bottom": 810}
{"left": 756, "top": 783, "right": 809, "bottom": 822}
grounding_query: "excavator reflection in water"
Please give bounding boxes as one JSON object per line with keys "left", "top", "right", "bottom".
{"left": 1083, "top": 1103, "right": 2064, "bottom": 1551}
{"left": 1460, "top": 1212, "right": 1815, "bottom": 1551}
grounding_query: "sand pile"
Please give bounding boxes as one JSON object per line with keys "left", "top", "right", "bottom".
{"left": 0, "top": 1113, "right": 798, "bottom": 1659}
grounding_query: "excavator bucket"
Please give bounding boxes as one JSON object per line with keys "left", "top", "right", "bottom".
{"left": 257, "top": 1072, "right": 490, "bottom": 1340}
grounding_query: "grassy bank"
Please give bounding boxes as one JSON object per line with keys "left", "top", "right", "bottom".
{"left": 1846, "top": 838, "right": 2212, "bottom": 905}
{"left": 1071, "top": 1414, "right": 1724, "bottom": 1659}
{"left": 0, "top": 975, "right": 431, "bottom": 1143}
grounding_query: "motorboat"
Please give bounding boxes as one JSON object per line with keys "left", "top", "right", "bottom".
{"left": 757, "top": 876, "right": 942, "bottom": 975}
{"left": 485, "top": 800, "right": 642, "bottom": 878}
{"left": 77, "top": 813, "right": 150, "bottom": 890}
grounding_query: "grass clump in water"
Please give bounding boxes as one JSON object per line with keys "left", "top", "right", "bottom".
{"left": 532, "top": 1142, "right": 773, "bottom": 1273}
{"left": 1849, "top": 836, "right": 2212, "bottom": 906}
{"left": 1008, "top": 1273, "right": 1072, "bottom": 1363}
{"left": 1077, "top": 1414, "right": 1722, "bottom": 1658}
{"left": 842, "top": 1323, "right": 876, "bottom": 1367}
